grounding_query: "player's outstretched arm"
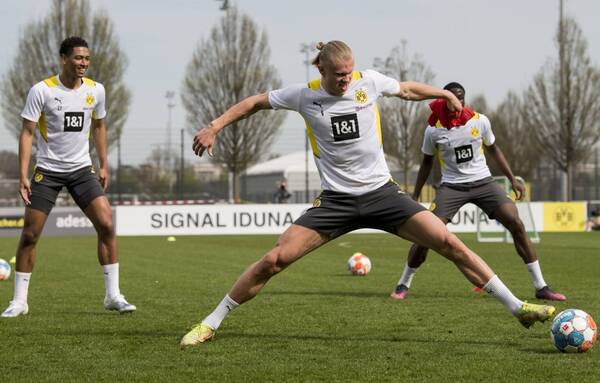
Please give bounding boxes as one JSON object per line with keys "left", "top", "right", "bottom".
{"left": 192, "top": 93, "right": 272, "bottom": 157}
{"left": 486, "top": 144, "right": 525, "bottom": 200}
{"left": 397, "top": 82, "right": 462, "bottom": 112}
{"left": 18, "top": 119, "right": 37, "bottom": 205}
{"left": 92, "top": 118, "right": 110, "bottom": 190}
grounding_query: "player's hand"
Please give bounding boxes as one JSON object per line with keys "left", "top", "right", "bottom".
{"left": 19, "top": 178, "right": 31, "bottom": 205}
{"left": 445, "top": 90, "right": 463, "bottom": 113}
{"left": 511, "top": 179, "right": 526, "bottom": 201}
{"left": 193, "top": 125, "right": 216, "bottom": 157}
{"left": 98, "top": 167, "right": 109, "bottom": 191}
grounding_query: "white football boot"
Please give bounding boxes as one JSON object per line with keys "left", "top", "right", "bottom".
{"left": 104, "top": 294, "right": 136, "bottom": 314}
{"left": 1, "top": 300, "right": 29, "bottom": 317}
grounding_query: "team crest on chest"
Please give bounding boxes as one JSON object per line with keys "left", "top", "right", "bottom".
{"left": 470, "top": 127, "right": 480, "bottom": 138}
{"left": 354, "top": 88, "right": 368, "bottom": 104}
{"left": 85, "top": 93, "right": 95, "bottom": 106}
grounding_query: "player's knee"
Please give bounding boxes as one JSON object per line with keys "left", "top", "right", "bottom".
{"left": 20, "top": 226, "right": 41, "bottom": 247}
{"left": 95, "top": 217, "right": 115, "bottom": 238}
{"left": 257, "top": 249, "right": 285, "bottom": 276}
{"left": 437, "top": 232, "right": 467, "bottom": 261}
{"left": 505, "top": 216, "right": 525, "bottom": 235}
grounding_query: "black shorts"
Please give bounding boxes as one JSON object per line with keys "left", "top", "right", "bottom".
{"left": 294, "top": 181, "right": 426, "bottom": 239}
{"left": 29, "top": 166, "right": 105, "bottom": 215}
{"left": 431, "top": 177, "right": 513, "bottom": 221}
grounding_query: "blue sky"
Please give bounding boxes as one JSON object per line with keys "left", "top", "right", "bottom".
{"left": 1, "top": 0, "right": 599, "bottom": 165}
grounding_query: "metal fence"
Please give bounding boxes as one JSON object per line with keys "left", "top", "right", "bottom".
{"left": 1, "top": 160, "right": 599, "bottom": 206}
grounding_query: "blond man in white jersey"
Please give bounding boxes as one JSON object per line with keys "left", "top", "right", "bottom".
{"left": 1, "top": 37, "right": 135, "bottom": 318}
{"left": 391, "top": 83, "right": 566, "bottom": 301}
{"left": 180, "top": 41, "right": 555, "bottom": 347}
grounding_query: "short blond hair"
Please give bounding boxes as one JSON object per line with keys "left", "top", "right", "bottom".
{"left": 311, "top": 40, "right": 353, "bottom": 67}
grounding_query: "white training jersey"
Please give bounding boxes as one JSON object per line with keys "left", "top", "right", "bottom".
{"left": 422, "top": 113, "right": 495, "bottom": 184}
{"left": 21, "top": 75, "right": 107, "bottom": 172}
{"left": 268, "top": 69, "right": 400, "bottom": 195}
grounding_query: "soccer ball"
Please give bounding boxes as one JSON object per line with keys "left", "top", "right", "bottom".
{"left": 347, "top": 252, "right": 371, "bottom": 276}
{"left": 550, "top": 309, "right": 597, "bottom": 353}
{"left": 0, "top": 258, "right": 11, "bottom": 281}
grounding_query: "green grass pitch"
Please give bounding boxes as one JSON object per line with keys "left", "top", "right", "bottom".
{"left": 0, "top": 233, "right": 599, "bottom": 382}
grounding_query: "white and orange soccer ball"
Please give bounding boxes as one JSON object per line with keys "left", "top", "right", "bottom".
{"left": 0, "top": 258, "right": 11, "bottom": 281}
{"left": 347, "top": 252, "right": 371, "bottom": 276}
{"left": 550, "top": 309, "right": 597, "bottom": 353}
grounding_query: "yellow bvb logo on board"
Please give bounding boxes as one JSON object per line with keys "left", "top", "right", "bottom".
{"left": 354, "top": 88, "right": 368, "bottom": 104}
{"left": 470, "top": 127, "right": 480, "bottom": 138}
{"left": 34, "top": 173, "right": 43, "bottom": 183}
{"left": 85, "top": 93, "right": 95, "bottom": 106}
{"left": 554, "top": 207, "right": 574, "bottom": 228}
{"left": 543, "top": 202, "right": 585, "bottom": 232}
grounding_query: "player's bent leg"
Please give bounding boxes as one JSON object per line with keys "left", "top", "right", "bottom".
{"left": 397, "top": 211, "right": 494, "bottom": 287}
{"left": 396, "top": 211, "right": 556, "bottom": 327}
{"left": 392, "top": 216, "right": 450, "bottom": 300}
{"left": 181, "top": 225, "right": 328, "bottom": 347}
{"left": 84, "top": 196, "right": 136, "bottom": 313}
{"left": 228, "top": 224, "right": 329, "bottom": 304}
{"left": 494, "top": 203, "right": 567, "bottom": 301}
{"left": 84, "top": 196, "right": 117, "bottom": 265}
{"left": 493, "top": 202, "right": 536, "bottom": 264}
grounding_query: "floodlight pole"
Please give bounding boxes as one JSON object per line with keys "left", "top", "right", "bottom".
{"left": 180, "top": 128, "right": 185, "bottom": 201}
{"left": 117, "top": 136, "right": 122, "bottom": 205}
{"left": 300, "top": 43, "right": 316, "bottom": 203}
{"left": 558, "top": 0, "right": 568, "bottom": 201}
{"left": 595, "top": 147, "right": 599, "bottom": 200}
{"left": 165, "top": 91, "right": 176, "bottom": 198}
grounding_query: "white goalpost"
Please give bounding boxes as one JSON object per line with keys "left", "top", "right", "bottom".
{"left": 476, "top": 176, "right": 540, "bottom": 243}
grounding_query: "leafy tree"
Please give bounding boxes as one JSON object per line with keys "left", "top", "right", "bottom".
{"left": 181, "top": 6, "right": 284, "bottom": 200}
{"left": 0, "top": 0, "right": 130, "bottom": 156}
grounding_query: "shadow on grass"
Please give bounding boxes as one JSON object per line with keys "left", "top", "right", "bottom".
{"left": 217, "top": 331, "right": 519, "bottom": 348}
{"left": 264, "top": 290, "right": 384, "bottom": 299}
{"left": 50, "top": 311, "right": 134, "bottom": 316}
{"left": 520, "top": 348, "right": 561, "bottom": 354}
{"left": 48, "top": 329, "right": 179, "bottom": 337}
{"left": 264, "top": 290, "right": 468, "bottom": 299}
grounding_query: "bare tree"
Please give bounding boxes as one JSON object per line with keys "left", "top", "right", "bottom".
{"left": 487, "top": 92, "right": 542, "bottom": 179}
{"left": 181, "top": 6, "right": 284, "bottom": 200}
{"left": 522, "top": 16, "right": 600, "bottom": 200}
{"left": 374, "top": 41, "right": 435, "bottom": 190}
{"left": 0, "top": 0, "right": 130, "bottom": 155}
